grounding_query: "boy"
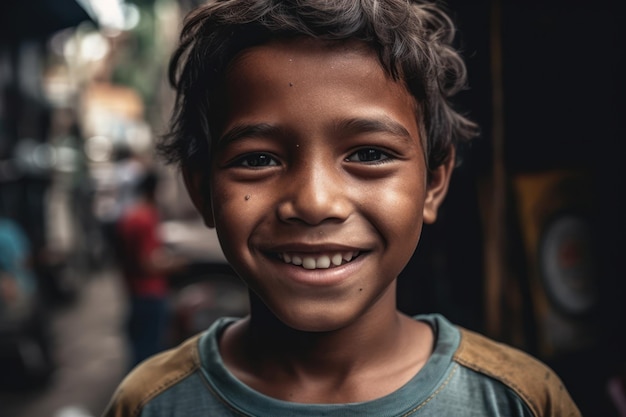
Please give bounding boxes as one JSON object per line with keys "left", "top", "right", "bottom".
{"left": 104, "top": 0, "right": 581, "bottom": 416}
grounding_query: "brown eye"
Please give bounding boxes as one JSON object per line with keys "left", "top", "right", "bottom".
{"left": 237, "top": 153, "right": 278, "bottom": 168}
{"left": 346, "top": 148, "right": 391, "bottom": 164}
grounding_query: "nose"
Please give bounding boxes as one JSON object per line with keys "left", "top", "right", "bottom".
{"left": 277, "top": 158, "right": 351, "bottom": 226}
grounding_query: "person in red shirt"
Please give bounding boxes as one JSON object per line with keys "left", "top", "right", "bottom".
{"left": 116, "top": 170, "right": 185, "bottom": 367}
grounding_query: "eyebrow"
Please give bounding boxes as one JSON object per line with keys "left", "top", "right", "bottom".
{"left": 218, "top": 117, "right": 414, "bottom": 146}
{"left": 334, "top": 117, "right": 414, "bottom": 144}
{"left": 218, "top": 123, "right": 281, "bottom": 147}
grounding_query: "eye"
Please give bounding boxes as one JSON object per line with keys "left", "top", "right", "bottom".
{"left": 345, "top": 148, "right": 392, "bottom": 164}
{"left": 234, "top": 153, "right": 279, "bottom": 168}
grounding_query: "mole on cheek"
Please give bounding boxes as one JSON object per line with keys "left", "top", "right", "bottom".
{"left": 244, "top": 194, "right": 251, "bottom": 201}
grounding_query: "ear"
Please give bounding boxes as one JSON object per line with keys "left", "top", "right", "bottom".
{"left": 182, "top": 166, "right": 215, "bottom": 228}
{"left": 422, "top": 147, "right": 455, "bottom": 224}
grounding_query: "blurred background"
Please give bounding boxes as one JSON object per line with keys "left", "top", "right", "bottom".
{"left": 0, "top": 0, "right": 624, "bottom": 416}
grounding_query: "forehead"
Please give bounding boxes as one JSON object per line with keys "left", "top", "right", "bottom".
{"left": 221, "top": 37, "right": 420, "bottom": 138}
{"left": 228, "top": 37, "right": 374, "bottom": 72}
{"left": 225, "top": 38, "right": 396, "bottom": 91}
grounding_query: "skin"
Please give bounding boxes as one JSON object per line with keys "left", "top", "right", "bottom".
{"left": 184, "top": 37, "right": 455, "bottom": 403}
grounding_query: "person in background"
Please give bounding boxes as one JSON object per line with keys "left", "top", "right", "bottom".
{"left": 99, "top": 147, "right": 148, "bottom": 266}
{"left": 115, "top": 169, "right": 187, "bottom": 367}
{"left": 0, "top": 213, "right": 55, "bottom": 387}
{"left": 0, "top": 217, "right": 36, "bottom": 308}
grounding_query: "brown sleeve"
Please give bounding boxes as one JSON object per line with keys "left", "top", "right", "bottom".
{"left": 101, "top": 334, "right": 202, "bottom": 417}
{"left": 453, "top": 328, "right": 582, "bottom": 417}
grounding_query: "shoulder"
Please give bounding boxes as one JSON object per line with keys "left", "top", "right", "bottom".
{"left": 453, "top": 327, "right": 581, "bottom": 417}
{"left": 102, "top": 334, "right": 202, "bottom": 417}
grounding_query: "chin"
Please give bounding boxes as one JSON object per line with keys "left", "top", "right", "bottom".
{"left": 272, "top": 303, "right": 361, "bottom": 333}
{"left": 286, "top": 319, "right": 343, "bottom": 333}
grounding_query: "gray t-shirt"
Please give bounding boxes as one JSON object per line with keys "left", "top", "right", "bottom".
{"left": 103, "top": 314, "right": 581, "bottom": 417}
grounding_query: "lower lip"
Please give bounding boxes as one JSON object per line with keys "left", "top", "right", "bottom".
{"left": 268, "top": 254, "right": 367, "bottom": 287}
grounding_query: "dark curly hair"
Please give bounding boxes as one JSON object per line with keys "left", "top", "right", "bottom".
{"left": 160, "top": 0, "right": 478, "bottom": 173}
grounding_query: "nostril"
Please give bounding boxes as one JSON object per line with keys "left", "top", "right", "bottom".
{"left": 275, "top": 165, "right": 351, "bottom": 225}
{"left": 276, "top": 190, "right": 351, "bottom": 226}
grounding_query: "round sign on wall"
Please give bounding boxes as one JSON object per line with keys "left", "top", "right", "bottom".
{"left": 538, "top": 213, "right": 596, "bottom": 316}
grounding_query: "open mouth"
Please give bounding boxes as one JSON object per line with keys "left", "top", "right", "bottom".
{"left": 277, "top": 251, "right": 361, "bottom": 270}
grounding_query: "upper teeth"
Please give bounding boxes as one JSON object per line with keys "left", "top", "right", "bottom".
{"left": 279, "top": 252, "right": 358, "bottom": 269}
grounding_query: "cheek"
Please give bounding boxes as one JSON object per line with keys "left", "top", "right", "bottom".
{"left": 211, "top": 180, "right": 272, "bottom": 249}
{"left": 211, "top": 181, "right": 249, "bottom": 243}
{"left": 382, "top": 196, "right": 423, "bottom": 246}
{"left": 376, "top": 192, "right": 424, "bottom": 273}
{"left": 362, "top": 175, "right": 426, "bottom": 241}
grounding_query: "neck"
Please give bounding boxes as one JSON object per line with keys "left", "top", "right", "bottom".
{"left": 259, "top": 293, "right": 400, "bottom": 356}
{"left": 219, "top": 288, "right": 433, "bottom": 403}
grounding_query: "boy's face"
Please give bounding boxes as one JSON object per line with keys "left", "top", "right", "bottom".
{"left": 186, "top": 38, "right": 453, "bottom": 332}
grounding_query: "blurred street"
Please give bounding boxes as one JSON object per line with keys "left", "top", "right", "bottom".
{"left": 0, "top": 267, "right": 128, "bottom": 417}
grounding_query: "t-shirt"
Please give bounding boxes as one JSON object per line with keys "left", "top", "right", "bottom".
{"left": 116, "top": 203, "right": 167, "bottom": 298}
{"left": 102, "top": 314, "right": 581, "bottom": 417}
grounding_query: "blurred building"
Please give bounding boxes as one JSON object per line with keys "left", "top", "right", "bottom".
{"left": 0, "top": 0, "right": 98, "bottom": 301}
{"left": 0, "top": 0, "right": 185, "bottom": 289}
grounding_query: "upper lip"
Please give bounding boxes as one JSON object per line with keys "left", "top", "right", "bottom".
{"left": 263, "top": 242, "right": 367, "bottom": 254}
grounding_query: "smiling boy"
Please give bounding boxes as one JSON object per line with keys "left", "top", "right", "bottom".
{"left": 103, "top": 1, "right": 581, "bottom": 416}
